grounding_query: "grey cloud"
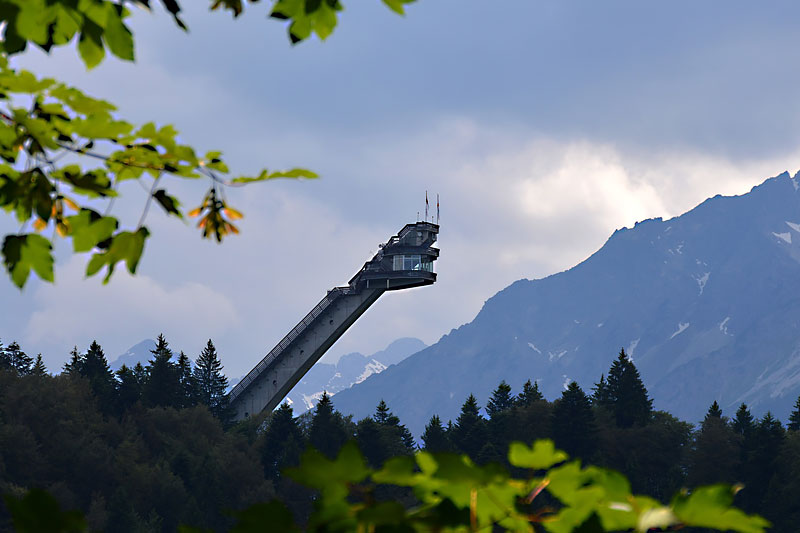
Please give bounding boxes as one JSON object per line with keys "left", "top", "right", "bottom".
{"left": 4, "top": 1, "right": 800, "bottom": 377}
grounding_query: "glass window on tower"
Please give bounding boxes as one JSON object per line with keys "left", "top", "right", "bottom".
{"left": 404, "top": 255, "right": 422, "bottom": 270}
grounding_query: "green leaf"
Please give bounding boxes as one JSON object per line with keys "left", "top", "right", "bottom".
{"left": 77, "top": 21, "right": 105, "bottom": 69}
{"left": 48, "top": 85, "right": 115, "bottom": 115}
{"left": 1, "top": 17, "right": 28, "bottom": 55}
{"left": 231, "top": 168, "right": 318, "bottom": 183}
{"left": 382, "top": 0, "right": 416, "bottom": 15}
{"left": 0, "top": 68, "right": 54, "bottom": 93}
{"left": 52, "top": 166, "right": 115, "bottom": 197}
{"left": 102, "top": 7, "right": 134, "bottom": 61}
{"left": 51, "top": 7, "right": 82, "bottom": 46}
{"left": 0, "top": 167, "right": 54, "bottom": 223}
{"left": 671, "top": 485, "right": 770, "bottom": 533}
{"left": 373, "top": 455, "right": 417, "bottom": 485}
{"left": 356, "top": 501, "right": 407, "bottom": 526}
{"left": 509, "top": 440, "right": 568, "bottom": 470}
{"left": 67, "top": 209, "right": 118, "bottom": 253}
{"left": 3, "top": 489, "right": 86, "bottom": 533}
{"left": 305, "top": 0, "right": 323, "bottom": 14}
{"left": 153, "top": 189, "right": 182, "bottom": 218}
{"left": 71, "top": 113, "right": 133, "bottom": 139}
{"left": 285, "top": 441, "right": 371, "bottom": 501}
{"left": 230, "top": 501, "right": 299, "bottom": 533}
{"left": 86, "top": 227, "right": 149, "bottom": 283}
{"left": 636, "top": 507, "right": 679, "bottom": 533}
{"left": 15, "top": 1, "right": 52, "bottom": 44}
{"left": 2, "top": 233, "right": 54, "bottom": 288}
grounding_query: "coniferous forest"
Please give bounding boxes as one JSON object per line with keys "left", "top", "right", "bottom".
{"left": 2, "top": 338, "right": 800, "bottom": 531}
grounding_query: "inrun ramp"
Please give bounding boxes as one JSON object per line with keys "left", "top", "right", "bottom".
{"left": 229, "top": 221, "right": 439, "bottom": 420}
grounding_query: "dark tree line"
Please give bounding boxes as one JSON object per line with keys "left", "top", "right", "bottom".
{"left": 0, "top": 336, "right": 266, "bottom": 531}
{"left": 3, "top": 343, "right": 800, "bottom": 531}
{"left": 57, "top": 335, "right": 232, "bottom": 421}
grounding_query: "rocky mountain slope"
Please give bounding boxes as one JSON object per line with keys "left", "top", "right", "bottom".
{"left": 333, "top": 172, "right": 800, "bottom": 435}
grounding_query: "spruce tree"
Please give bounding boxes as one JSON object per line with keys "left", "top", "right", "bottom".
{"left": 132, "top": 361, "right": 147, "bottom": 384}
{"left": 261, "top": 402, "right": 305, "bottom": 480}
{"left": 591, "top": 374, "right": 611, "bottom": 407}
{"left": 355, "top": 417, "right": 386, "bottom": 468}
{"left": 705, "top": 400, "right": 723, "bottom": 421}
{"left": 551, "top": 381, "right": 596, "bottom": 460}
{"left": 63, "top": 346, "right": 81, "bottom": 375}
{"left": 516, "top": 379, "right": 544, "bottom": 407}
{"left": 732, "top": 403, "right": 755, "bottom": 437}
{"left": 308, "top": 392, "right": 349, "bottom": 459}
{"left": 193, "top": 339, "right": 229, "bottom": 420}
{"left": 31, "top": 354, "right": 47, "bottom": 376}
{"left": 384, "top": 410, "right": 415, "bottom": 452}
{"left": 143, "top": 334, "right": 181, "bottom": 408}
{"left": 80, "top": 341, "right": 117, "bottom": 411}
{"left": 177, "top": 351, "right": 198, "bottom": 408}
{"left": 116, "top": 365, "right": 142, "bottom": 414}
{"left": 789, "top": 396, "right": 800, "bottom": 431}
{"left": 740, "top": 413, "right": 786, "bottom": 512}
{"left": 1, "top": 341, "right": 33, "bottom": 376}
{"left": 486, "top": 381, "right": 514, "bottom": 418}
{"left": 688, "top": 407, "right": 738, "bottom": 487}
{"left": 364, "top": 400, "right": 416, "bottom": 467}
{"left": 0, "top": 339, "right": 7, "bottom": 373}
{"left": 374, "top": 399, "right": 391, "bottom": 425}
{"left": 605, "top": 349, "right": 653, "bottom": 427}
{"left": 451, "top": 394, "right": 488, "bottom": 459}
{"left": 421, "top": 415, "right": 451, "bottom": 452}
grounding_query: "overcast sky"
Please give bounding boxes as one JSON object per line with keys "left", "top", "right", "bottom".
{"left": 3, "top": 1, "right": 800, "bottom": 377}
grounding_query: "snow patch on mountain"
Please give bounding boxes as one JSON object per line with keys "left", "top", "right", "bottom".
{"left": 527, "top": 342, "right": 542, "bottom": 354}
{"left": 548, "top": 350, "right": 567, "bottom": 362}
{"left": 786, "top": 221, "right": 800, "bottom": 233}
{"left": 669, "top": 243, "right": 685, "bottom": 255}
{"left": 693, "top": 272, "right": 711, "bottom": 295}
{"left": 356, "top": 359, "right": 387, "bottom": 384}
{"left": 736, "top": 351, "right": 800, "bottom": 405}
{"left": 302, "top": 392, "right": 325, "bottom": 410}
{"left": 719, "top": 317, "right": 732, "bottom": 336}
{"left": 286, "top": 337, "right": 426, "bottom": 412}
{"left": 773, "top": 231, "right": 792, "bottom": 244}
{"left": 670, "top": 322, "right": 690, "bottom": 339}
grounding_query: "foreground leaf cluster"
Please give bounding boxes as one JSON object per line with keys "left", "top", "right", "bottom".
{"left": 1, "top": 1, "right": 417, "bottom": 63}
{"left": 0, "top": 60, "right": 316, "bottom": 287}
{"left": 221, "top": 439, "right": 769, "bottom": 533}
{"left": 1, "top": 0, "right": 416, "bottom": 288}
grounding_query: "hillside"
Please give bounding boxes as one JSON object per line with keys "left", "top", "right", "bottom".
{"left": 333, "top": 172, "right": 800, "bottom": 435}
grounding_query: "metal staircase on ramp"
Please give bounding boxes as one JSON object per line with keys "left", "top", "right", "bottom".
{"left": 229, "top": 221, "right": 439, "bottom": 420}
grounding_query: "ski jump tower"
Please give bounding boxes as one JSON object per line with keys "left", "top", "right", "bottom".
{"left": 229, "top": 221, "right": 439, "bottom": 421}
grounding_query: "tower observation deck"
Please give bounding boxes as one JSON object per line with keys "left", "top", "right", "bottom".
{"left": 229, "top": 221, "right": 439, "bottom": 420}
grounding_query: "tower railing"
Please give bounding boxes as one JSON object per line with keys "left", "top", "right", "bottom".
{"left": 228, "top": 286, "right": 353, "bottom": 403}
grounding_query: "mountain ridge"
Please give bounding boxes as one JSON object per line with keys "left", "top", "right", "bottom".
{"left": 332, "top": 171, "right": 800, "bottom": 436}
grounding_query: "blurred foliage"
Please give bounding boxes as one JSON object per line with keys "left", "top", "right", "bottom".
{"left": 245, "top": 439, "right": 769, "bottom": 533}
{"left": 0, "top": 0, "right": 417, "bottom": 288}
